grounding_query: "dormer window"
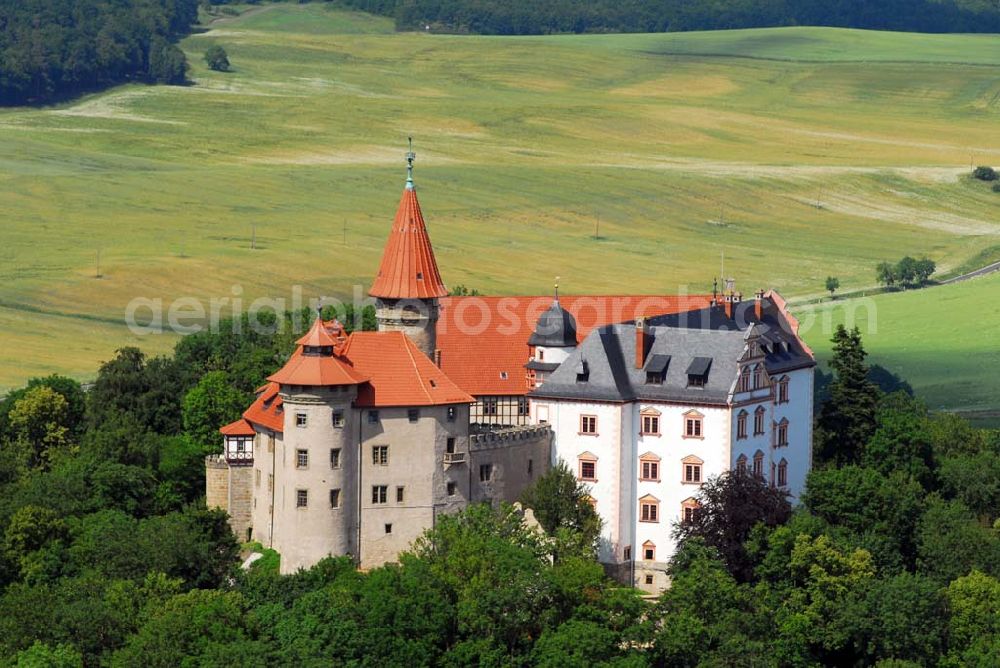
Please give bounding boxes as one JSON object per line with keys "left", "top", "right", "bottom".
{"left": 416, "top": 272, "right": 423, "bottom": 280}
{"left": 302, "top": 345, "right": 334, "bottom": 357}
{"left": 686, "top": 357, "right": 711, "bottom": 388}
{"left": 575, "top": 360, "right": 589, "bottom": 383}
{"left": 644, "top": 354, "right": 670, "bottom": 385}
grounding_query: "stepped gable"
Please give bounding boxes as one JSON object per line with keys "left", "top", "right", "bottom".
{"left": 339, "top": 330, "right": 473, "bottom": 407}
{"left": 435, "top": 294, "right": 714, "bottom": 396}
{"left": 369, "top": 185, "right": 448, "bottom": 300}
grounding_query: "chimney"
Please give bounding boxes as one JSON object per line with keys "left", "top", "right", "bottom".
{"left": 635, "top": 318, "right": 652, "bottom": 368}
{"left": 754, "top": 289, "right": 765, "bottom": 320}
{"left": 434, "top": 349, "right": 442, "bottom": 368}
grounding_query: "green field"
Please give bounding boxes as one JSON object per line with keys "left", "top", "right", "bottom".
{"left": 1, "top": 3, "right": 998, "bottom": 410}
{"left": 804, "top": 271, "right": 1000, "bottom": 424}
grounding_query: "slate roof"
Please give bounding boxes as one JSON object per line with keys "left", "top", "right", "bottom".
{"left": 527, "top": 298, "right": 578, "bottom": 347}
{"left": 531, "top": 299, "right": 814, "bottom": 406}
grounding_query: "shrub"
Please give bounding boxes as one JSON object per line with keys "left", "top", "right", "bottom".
{"left": 972, "top": 166, "right": 998, "bottom": 181}
{"left": 204, "top": 45, "right": 230, "bottom": 72}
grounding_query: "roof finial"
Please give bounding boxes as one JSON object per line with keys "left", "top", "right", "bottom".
{"left": 405, "top": 136, "right": 415, "bottom": 190}
{"left": 554, "top": 276, "right": 560, "bottom": 304}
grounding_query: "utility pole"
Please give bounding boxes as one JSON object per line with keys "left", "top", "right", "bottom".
{"left": 594, "top": 215, "right": 600, "bottom": 240}
{"left": 95, "top": 249, "right": 102, "bottom": 279}
{"left": 251, "top": 224, "right": 256, "bottom": 250}
{"left": 343, "top": 219, "right": 347, "bottom": 246}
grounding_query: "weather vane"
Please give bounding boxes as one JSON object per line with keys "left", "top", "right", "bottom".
{"left": 406, "top": 136, "right": 416, "bottom": 189}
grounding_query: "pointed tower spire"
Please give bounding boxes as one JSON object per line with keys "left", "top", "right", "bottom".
{"left": 370, "top": 139, "right": 447, "bottom": 300}
{"left": 370, "top": 140, "right": 447, "bottom": 358}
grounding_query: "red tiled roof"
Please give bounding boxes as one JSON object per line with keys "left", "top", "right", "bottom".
{"left": 340, "top": 330, "right": 473, "bottom": 407}
{"left": 436, "top": 295, "right": 713, "bottom": 396}
{"left": 296, "top": 317, "right": 341, "bottom": 347}
{"left": 243, "top": 383, "right": 284, "bottom": 433}
{"left": 219, "top": 418, "right": 256, "bottom": 436}
{"left": 267, "top": 348, "right": 367, "bottom": 387}
{"left": 369, "top": 187, "right": 448, "bottom": 300}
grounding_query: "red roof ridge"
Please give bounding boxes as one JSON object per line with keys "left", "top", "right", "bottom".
{"left": 400, "top": 331, "right": 435, "bottom": 405}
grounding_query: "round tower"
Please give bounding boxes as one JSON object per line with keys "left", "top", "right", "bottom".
{"left": 369, "top": 140, "right": 448, "bottom": 359}
{"left": 526, "top": 286, "right": 578, "bottom": 387}
{"left": 266, "top": 317, "right": 366, "bottom": 572}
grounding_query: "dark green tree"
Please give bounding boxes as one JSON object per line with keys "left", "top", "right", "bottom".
{"left": 181, "top": 370, "right": 248, "bottom": 449}
{"left": 204, "top": 45, "right": 230, "bottom": 72}
{"left": 816, "top": 325, "right": 881, "bottom": 466}
{"left": 825, "top": 276, "right": 840, "bottom": 298}
{"left": 672, "top": 469, "right": 791, "bottom": 582}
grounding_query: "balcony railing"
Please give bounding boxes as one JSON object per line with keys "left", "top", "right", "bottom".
{"left": 443, "top": 452, "right": 467, "bottom": 465}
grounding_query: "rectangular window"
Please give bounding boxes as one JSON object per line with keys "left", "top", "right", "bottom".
{"left": 372, "top": 445, "right": 389, "bottom": 466}
{"left": 688, "top": 375, "right": 706, "bottom": 388}
{"left": 267, "top": 473, "right": 273, "bottom": 491}
{"left": 396, "top": 486, "right": 405, "bottom": 503}
{"left": 737, "top": 413, "right": 748, "bottom": 439}
{"left": 685, "top": 417, "right": 703, "bottom": 438}
{"left": 267, "top": 433, "right": 275, "bottom": 453}
{"left": 579, "top": 460, "right": 596, "bottom": 481}
{"left": 683, "top": 505, "right": 698, "bottom": 524}
{"left": 368, "top": 410, "right": 379, "bottom": 424}
{"left": 332, "top": 411, "right": 344, "bottom": 428}
{"left": 408, "top": 409, "right": 419, "bottom": 423}
{"left": 528, "top": 458, "right": 534, "bottom": 475}
{"left": 330, "top": 448, "right": 341, "bottom": 469}
{"left": 296, "top": 489, "right": 308, "bottom": 508}
{"left": 640, "top": 502, "right": 659, "bottom": 523}
{"left": 385, "top": 523, "right": 392, "bottom": 534}
{"left": 580, "top": 415, "right": 597, "bottom": 435}
{"left": 778, "top": 463, "right": 788, "bottom": 487}
{"left": 645, "top": 574, "right": 654, "bottom": 585}
{"left": 446, "top": 437, "right": 456, "bottom": 454}
{"left": 447, "top": 481, "right": 457, "bottom": 496}
{"left": 641, "top": 415, "right": 659, "bottom": 435}
{"left": 330, "top": 488, "right": 341, "bottom": 509}
{"left": 645, "top": 372, "right": 663, "bottom": 385}
{"left": 644, "top": 546, "right": 655, "bottom": 561}
{"left": 296, "top": 449, "right": 308, "bottom": 468}
{"left": 778, "top": 379, "right": 789, "bottom": 404}
{"left": 640, "top": 460, "right": 659, "bottom": 481}
{"left": 479, "top": 463, "right": 493, "bottom": 482}
{"left": 483, "top": 398, "right": 498, "bottom": 416}
{"left": 753, "top": 456, "right": 764, "bottom": 478}
{"left": 517, "top": 397, "right": 529, "bottom": 416}
{"left": 778, "top": 423, "right": 789, "bottom": 446}
{"left": 684, "top": 463, "right": 702, "bottom": 483}
{"left": 255, "top": 469, "right": 261, "bottom": 487}
{"left": 447, "top": 406, "right": 456, "bottom": 422}
{"left": 296, "top": 413, "right": 307, "bottom": 428}
{"left": 754, "top": 411, "right": 765, "bottom": 435}
{"left": 372, "top": 485, "right": 388, "bottom": 504}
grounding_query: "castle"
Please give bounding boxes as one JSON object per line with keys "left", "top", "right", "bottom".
{"left": 207, "top": 146, "right": 815, "bottom": 590}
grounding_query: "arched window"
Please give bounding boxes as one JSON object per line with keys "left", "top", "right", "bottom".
{"left": 681, "top": 455, "right": 704, "bottom": 484}
{"left": 642, "top": 540, "right": 656, "bottom": 561}
{"left": 577, "top": 452, "right": 598, "bottom": 482}
{"left": 777, "top": 375, "right": 790, "bottom": 404}
{"left": 639, "top": 494, "right": 660, "bottom": 523}
{"left": 776, "top": 418, "right": 789, "bottom": 447}
{"left": 738, "top": 366, "right": 751, "bottom": 392}
{"left": 752, "top": 364, "right": 764, "bottom": 389}
{"left": 736, "top": 454, "right": 748, "bottom": 474}
{"left": 737, "top": 410, "right": 748, "bottom": 440}
{"left": 777, "top": 458, "right": 788, "bottom": 487}
{"left": 754, "top": 406, "right": 766, "bottom": 435}
{"left": 681, "top": 497, "right": 699, "bottom": 524}
{"left": 752, "top": 450, "right": 765, "bottom": 479}
{"left": 639, "top": 452, "right": 661, "bottom": 481}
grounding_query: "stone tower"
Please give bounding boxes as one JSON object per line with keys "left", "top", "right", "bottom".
{"left": 369, "top": 140, "right": 448, "bottom": 359}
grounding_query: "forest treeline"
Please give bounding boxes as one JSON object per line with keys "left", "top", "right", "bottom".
{"left": 338, "top": 0, "right": 1000, "bottom": 34}
{"left": 0, "top": 0, "right": 199, "bottom": 106}
{"left": 0, "top": 305, "right": 999, "bottom": 665}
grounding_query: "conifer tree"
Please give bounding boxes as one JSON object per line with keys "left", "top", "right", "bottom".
{"left": 816, "top": 325, "right": 881, "bottom": 466}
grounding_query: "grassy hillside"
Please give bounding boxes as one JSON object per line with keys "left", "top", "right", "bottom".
{"left": 0, "top": 3, "right": 997, "bottom": 405}
{"left": 803, "top": 272, "right": 1000, "bottom": 424}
